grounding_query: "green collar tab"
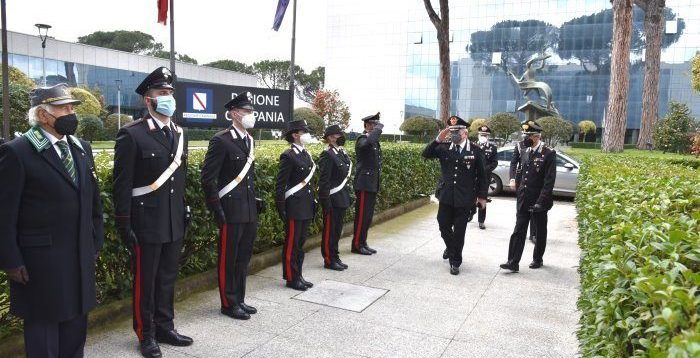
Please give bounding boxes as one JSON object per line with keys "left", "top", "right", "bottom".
{"left": 23, "top": 126, "right": 85, "bottom": 153}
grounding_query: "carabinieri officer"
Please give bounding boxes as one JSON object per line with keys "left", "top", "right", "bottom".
{"left": 201, "top": 92, "right": 260, "bottom": 320}
{"left": 318, "top": 125, "right": 352, "bottom": 271}
{"left": 0, "top": 84, "right": 104, "bottom": 358}
{"left": 422, "top": 116, "right": 488, "bottom": 275}
{"left": 352, "top": 112, "right": 383, "bottom": 255}
{"left": 500, "top": 120, "right": 556, "bottom": 272}
{"left": 112, "top": 67, "right": 193, "bottom": 358}
{"left": 475, "top": 125, "right": 498, "bottom": 230}
{"left": 276, "top": 119, "right": 317, "bottom": 291}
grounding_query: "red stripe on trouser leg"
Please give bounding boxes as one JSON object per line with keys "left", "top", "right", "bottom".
{"left": 218, "top": 224, "right": 229, "bottom": 308}
{"left": 285, "top": 220, "right": 295, "bottom": 281}
{"left": 354, "top": 191, "right": 365, "bottom": 249}
{"left": 133, "top": 244, "right": 144, "bottom": 341}
{"left": 323, "top": 210, "right": 332, "bottom": 265}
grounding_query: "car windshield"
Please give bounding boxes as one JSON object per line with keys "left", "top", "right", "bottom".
{"left": 497, "top": 149, "right": 514, "bottom": 161}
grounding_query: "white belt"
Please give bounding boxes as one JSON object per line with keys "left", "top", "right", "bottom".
{"left": 285, "top": 162, "right": 316, "bottom": 199}
{"left": 132, "top": 122, "right": 184, "bottom": 197}
{"left": 329, "top": 160, "right": 352, "bottom": 195}
{"left": 218, "top": 132, "right": 255, "bottom": 198}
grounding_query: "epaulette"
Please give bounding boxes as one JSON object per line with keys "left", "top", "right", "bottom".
{"left": 122, "top": 118, "right": 144, "bottom": 128}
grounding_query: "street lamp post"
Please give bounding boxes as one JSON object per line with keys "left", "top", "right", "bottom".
{"left": 34, "top": 23, "right": 51, "bottom": 86}
{"left": 115, "top": 79, "right": 122, "bottom": 129}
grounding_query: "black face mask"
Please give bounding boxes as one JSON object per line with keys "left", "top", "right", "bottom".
{"left": 336, "top": 136, "right": 346, "bottom": 147}
{"left": 523, "top": 136, "right": 534, "bottom": 147}
{"left": 50, "top": 113, "right": 79, "bottom": 136}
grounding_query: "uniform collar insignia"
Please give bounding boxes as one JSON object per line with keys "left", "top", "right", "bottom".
{"left": 23, "top": 126, "right": 51, "bottom": 152}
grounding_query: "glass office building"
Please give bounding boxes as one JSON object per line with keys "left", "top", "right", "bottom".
{"left": 1, "top": 31, "right": 257, "bottom": 118}
{"left": 327, "top": 0, "right": 700, "bottom": 142}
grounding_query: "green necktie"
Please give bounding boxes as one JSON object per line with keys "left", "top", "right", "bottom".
{"left": 56, "top": 141, "right": 77, "bottom": 184}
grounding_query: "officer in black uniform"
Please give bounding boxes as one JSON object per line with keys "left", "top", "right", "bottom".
{"left": 509, "top": 136, "right": 537, "bottom": 242}
{"left": 112, "top": 67, "right": 193, "bottom": 358}
{"left": 276, "top": 119, "right": 317, "bottom": 291}
{"left": 0, "top": 84, "right": 104, "bottom": 358}
{"left": 500, "top": 120, "right": 556, "bottom": 272}
{"left": 318, "top": 125, "right": 352, "bottom": 271}
{"left": 201, "top": 92, "right": 260, "bottom": 320}
{"left": 476, "top": 125, "right": 498, "bottom": 230}
{"left": 423, "top": 116, "right": 488, "bottom": 275}
{"left": 352, "top": 112, "right": 383, "bottom": 255}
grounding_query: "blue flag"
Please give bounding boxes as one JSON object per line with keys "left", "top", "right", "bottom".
{"left": 272, "top": 0, "right": 290, "bottom": 31}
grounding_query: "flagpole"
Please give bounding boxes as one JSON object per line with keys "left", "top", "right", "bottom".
{"left": 169, "top": 0, "right": 175, "bottom": 78}
{"left": 288, "top": 0, "right": 297, "bottom": 122}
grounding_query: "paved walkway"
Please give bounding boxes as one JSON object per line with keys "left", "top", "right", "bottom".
{"left": 86, "top": 197, "right": 580, "bottom": 358}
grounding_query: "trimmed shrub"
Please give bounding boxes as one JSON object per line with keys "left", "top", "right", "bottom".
{"left": 570, "top": 142, "right": 637, "bottom": 150}
{"left": 576, "top": 153, "right": 700, "bottom": 357}
{"left": 487, "top": 112, "right": 520, "bottom": 143}
{"left": 654, "top": 102, "right": 698, "bottom": 154}
{"left": 294, "top": 107, "right": 324, "bottom": 138}
{"left": 538, "top": 116, "right": 574, "bottom": 147}
{"left": 77, "top": 115, "right": 104, "bottom": 142}
{"left": 70, "top": 88, "right": 102, "bottom": 118}
{"left": 102, "top": 113, "right": 134, "bottom": 140}
{"left": 0, "top": 141, "right": 439, "bottom": 339}
{"left": 0, "top": 83, "right": 32, "bottom": 136}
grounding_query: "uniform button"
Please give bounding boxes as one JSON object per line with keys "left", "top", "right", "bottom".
{"left": 227, "top": 195, "right": 231, "bottom": 198}
{"left": 454, "top": 167, "right": 457, "bottom": 169}
{"left": 454, "top": 174, "right": 457, "bottom": 177}
{"left": 170, "top": 177, "right": 174, "bottom": 181}
{"left": 140, "top": 202, "right": 144, "bottom": 206}
{"left": 453, "top": 181, "right": 456, "bottom": 184}
{"left": 525, "top": 171, "right": 529, "bottom": 174}
{"left": 170, "top": 189, "right": 174, "bottom": 193}
{"left": 171, "top": 154, "right": 174, "bottom": 158}
{"left": 151, "top": 153, "right": 155, "bottom": 157}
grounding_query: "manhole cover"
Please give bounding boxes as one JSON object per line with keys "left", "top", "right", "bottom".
{"left": 292, "top": 280, "right": 388, "bottom": 312}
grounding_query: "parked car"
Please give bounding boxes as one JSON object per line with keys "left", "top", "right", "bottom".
{"left": 489, "top": 146, "right": 579, "bottom": 197}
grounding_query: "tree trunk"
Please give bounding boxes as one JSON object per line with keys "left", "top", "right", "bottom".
{"left": 424, "top": 0, "right": 450, "bottom": 123}
{"left": 636, "top": 0, "right": 664, "bottom": 149}
{"left": 603, "top": 0, "right": 633, "bottom": 152}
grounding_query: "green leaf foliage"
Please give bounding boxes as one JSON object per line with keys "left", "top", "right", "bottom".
{"left": 0, "top": 142, "right": 439, "bottom": 338}
{"left": 575, "top": 151, "right": 700, "bottom": 357}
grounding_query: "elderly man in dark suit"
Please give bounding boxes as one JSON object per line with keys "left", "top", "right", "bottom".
{"left": 0, "top": 84, "right": 104, "bottom": 358}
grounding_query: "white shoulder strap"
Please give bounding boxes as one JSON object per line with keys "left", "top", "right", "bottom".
{"left": 131, "top": 119, "right": 185, "bottom": 197}
{"left": 329, "top": 148, "right": 352, "bottom": 195}
{"left": 284, "top": 150, "right": 316, "bottom": 199}
{"left": 218, "top": 132, "right": 255, "bottom": 198}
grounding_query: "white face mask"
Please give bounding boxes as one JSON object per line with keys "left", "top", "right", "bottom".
{"left": 241, "top": 113, "right": 256, "bottom": 129}
{"left": 478, "top": 135, "right": 488, "bottom": 143}
{"left": 299, "top": 133, "right": 313, "bottom": 145}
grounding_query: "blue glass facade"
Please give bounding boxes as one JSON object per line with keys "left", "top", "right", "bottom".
{"left": 405, "top": 0, "right": 700, "bottom": 143}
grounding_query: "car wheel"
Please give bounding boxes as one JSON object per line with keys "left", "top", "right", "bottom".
{"left": 488, "top": 173, "right": 502, "bottom": 196}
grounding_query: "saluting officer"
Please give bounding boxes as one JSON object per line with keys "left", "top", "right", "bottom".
{"left": 201, "top": 92, "right": 260, "bottom": 320}
{"left": 476, "top": 125, "right": 498, "bottom": 230}
{"left": 318, "top": 125, "right": 352, "bottom": 271}
{"left": 276, "top": 119, "right": 317, "bottom": 291}
{"left": 500, "top": 120, "right": 556, "bottom": 272}
{"left": 423, "top": 116, "right": 488, "bottom": 275}
{"left": 0, "top": 84, "right": 104, "bottom": 358}
{"left": 509, "top": 134, "right": 537, "bottom": 242}
{"left": 352, "top": 112, "right": 383, "bottom": 255}
{"left": 112, "top": 67, "right": 193, "bottom": 358}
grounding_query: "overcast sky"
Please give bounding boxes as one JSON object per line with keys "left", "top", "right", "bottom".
{"left": 5, "top": 0, "right": 328, "bottom": 70}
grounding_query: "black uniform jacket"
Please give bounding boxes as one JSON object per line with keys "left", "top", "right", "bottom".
{"left": 318, "top": 146, "right": 352, "bottom": 209}
{"left": 422, "top": 140, "right": 489, "bottom": 208}
{"left": 200, "top": 128, "right": 257, "bottom": 223}
{"left": 0, "top": 131, "right": 104, "bottom": 322}
{"left": 112, "top": 116, "right": 188, "bottom": 244}
{"left": 479, "top": 141, "right": 498, "bottom": 173}
{"left": 513, "top": 143, "right": 557, "bottom": 210}
{"left": 353, "top": 129, "right": 382, "bottom": 193}
{"left": 275, "top": 145, "right": 316, "bottom": 220}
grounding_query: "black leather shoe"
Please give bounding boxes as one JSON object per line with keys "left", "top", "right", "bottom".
{"left": 286, "top": 280, "right": 308, "bottom": 291}
{"left": 221, "top": 305, "right": 251, "bottom": 320}
{"left": 155, "top": 329, "right": 193, "bottom": 346}
{"left": 324, "top": 261, "right": 345, "bottom": 271}
{"left": 299, "top": 276, "right": 313, "bottom": 288}
{"left": 529, "top": 235, "right": 536, "bottom": 243}
{"left": 442, "top": 249, "right": 449, "bottom": 260}
{"left": 450, "top": 265, "right": 459, "bottom": 275}
{"left": 529, "top": 261, "right": 543, "bottom": 269}
{"left": 499, "top": 262, "right": 519, "bottom": 272}
{"left": 239, "top": 302, "right": 257, "bottom": 314}
{"left": 478, "top": 222, "right": 486, "bottom": 230}
{"left": 352, "top": 247, "right": 372, "bottom": 255}
{"left": 336, "top": 259, "right": 348, "bottom": 269}
{"left": 363, "top": 245, "right": 377, "bottom": 254}
{"left": 140, "top": 338, "right": 162, "bottom": 358}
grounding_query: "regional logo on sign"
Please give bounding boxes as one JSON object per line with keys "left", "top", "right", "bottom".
{"left": 183, "top": 87, "right": 216, "bottom": 122}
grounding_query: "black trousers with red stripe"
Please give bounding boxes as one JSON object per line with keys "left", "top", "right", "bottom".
{"left": 131, "top": 240, "right": 183, "bottom": 341}
{"left": 282, "top": 219, "right": 311, "bottom": 282}
{"left": 321, "top": 207, "right": 346, "bottom": 265}
{"left": 218, "top": 222, "right": 257, "bottom": 309}
{"left": 353, "top": 191, "right": 377, "bottom": 250}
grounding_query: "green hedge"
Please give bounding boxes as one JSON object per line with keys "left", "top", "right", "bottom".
{"left": 570, "top": 142, "right": 638, "bottom": 150}
{"left": 0, "top": 142, "right": 439, "bottom": 338}
{"left": 576, "top": 154, "right": 700, "bottom": 357}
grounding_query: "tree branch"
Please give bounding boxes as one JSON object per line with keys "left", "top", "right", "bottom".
{"left": 423, "top": 0, "right": 442, "bottom": 29}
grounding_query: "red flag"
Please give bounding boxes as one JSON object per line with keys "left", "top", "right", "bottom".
{"left": 158, "top": 0, "right": 168, "bottom": 25}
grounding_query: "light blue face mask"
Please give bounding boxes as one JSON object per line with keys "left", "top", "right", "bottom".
{"left": 152, "top": 95, "right": 176, "bottom": 117}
